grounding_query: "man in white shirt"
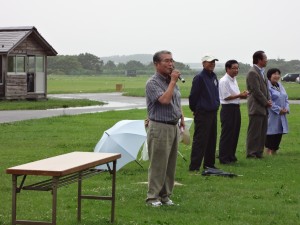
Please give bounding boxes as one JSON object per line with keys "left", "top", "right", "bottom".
{"left": 218, "top": 60, "right": 248, "bottom": 164}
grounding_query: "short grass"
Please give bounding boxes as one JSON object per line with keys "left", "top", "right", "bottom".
{"left": 48, "top": 75, "right": 300, "bottom": 100}
{"left": 1, "top": 75, "right": 298, "bottom": 111}
{"left": 0, "top": 98, "right": 104, "bottom": 110}
{"left": 0, "top": 105, "right": 299, "bottom": 225}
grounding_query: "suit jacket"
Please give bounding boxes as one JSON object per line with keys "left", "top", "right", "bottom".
{"left": 246, "top": 66, "right": 270, "bottom": 116}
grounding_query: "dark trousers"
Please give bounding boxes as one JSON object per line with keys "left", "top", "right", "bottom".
{"left": 246, "top": 115, "right": 268, "bottom": 157}
{"left": 265, "top": 134, "right": 283, "bottom": 151}
{"left": 189, "top": 110, "right": 217, "bottom": 171}
{"left": 219, "top": 104, "right": 241, "bottom": 163}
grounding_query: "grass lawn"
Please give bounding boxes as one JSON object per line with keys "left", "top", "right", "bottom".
{"left": 1, "top": 75, "right": 299, "bottom": 111}
{"left": 0, "top": 105, "right": 299, "bottom": 225}
{"left": 0, "top": 98, "right": 104, "bottom": 110}
{"left": 47, "top": 75, "right": 300, "bottom": 100}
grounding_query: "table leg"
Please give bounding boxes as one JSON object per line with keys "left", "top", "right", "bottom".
{"left": 12, "top": 175, "right": 17, "bottom": 225}
{"left": 77, "top": 172, "right": 82, "bottom": 221}
{"left": 52, "top": 177, "right": 59, "bottom": 225}
{"left": 111, "top": 160, "right": 116, "bottom": 223}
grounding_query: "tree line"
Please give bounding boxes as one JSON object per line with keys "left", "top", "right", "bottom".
{"left": 47, "top": 53, "right": 300, "bottom": 76}
{"left": 47, "top": 53, "right": 191, "bottom": 75}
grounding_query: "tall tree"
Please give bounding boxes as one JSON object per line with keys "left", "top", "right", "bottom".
{"left": 78, "top": 53, "right": 103, "bottom": 71}
{"left": 48, "top": 55, "right": 82, "bottom": 74}
{"left": 125, "top": 60, "right": 145, "bottom": 70}
{"left": 104, "top": 60, "right": 117, "bottom": 70}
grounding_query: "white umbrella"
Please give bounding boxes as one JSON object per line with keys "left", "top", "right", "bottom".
{"left": 94, "top": 120, "right": 147, "bottom": 171}
{"left": 141, "top": 117, "right": 194, "bottom": 161}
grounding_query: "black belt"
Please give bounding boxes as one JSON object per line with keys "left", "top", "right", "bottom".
{"left": 151, "top": 119, "right": 178, "bottom": 125}
{"left": 221, "top": 104, "right": 240, "bottom": 107}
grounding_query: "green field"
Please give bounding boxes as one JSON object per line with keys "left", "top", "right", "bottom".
{"left": 0, "top": 75, "right": 299, "bottom": 224}
{"left": 2, "top": 74, "right": 298, "bottom": 111}
{"left": 0, "top": 104, "right": 299, "bottom": 225}
{"left": 47, "top": 75, "right": 300, "bottom": 100}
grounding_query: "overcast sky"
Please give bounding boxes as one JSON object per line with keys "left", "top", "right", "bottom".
{"left": 2, "top": 0, "right": 300, "bottom": 64}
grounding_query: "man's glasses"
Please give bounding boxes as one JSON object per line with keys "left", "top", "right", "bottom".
{"left": 161, "top": 59, "right": 175, "bottom": 63}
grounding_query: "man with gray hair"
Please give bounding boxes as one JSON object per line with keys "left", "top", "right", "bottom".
{"left": 145, "top": 50, "right": 185, "bottom": 207}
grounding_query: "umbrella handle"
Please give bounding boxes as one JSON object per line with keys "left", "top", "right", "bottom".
{"left": 135, "top": 160, "right": 143, "bottom": 168}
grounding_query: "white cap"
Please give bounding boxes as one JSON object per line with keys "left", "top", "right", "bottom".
{"left": 201, "top": 55, "right": 219, "bottom": 62}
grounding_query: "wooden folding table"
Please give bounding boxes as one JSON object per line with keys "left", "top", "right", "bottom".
{"left": 6, "top": 151, "right": 121, "bottom": 225}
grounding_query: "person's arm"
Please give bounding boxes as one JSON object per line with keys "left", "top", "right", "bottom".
{"left": 224, "top": 91, "right": 248, "bottom": 100}
{"left": 158, "top": 80, "right": 176, "bottom": 104}
{"left": 247, "top": 71, "right": 270, "bottom": 107}
{"left": 189, "top": 75, "right": 201, "bottom": 112}
{"left": 179, "top": 109, "right": 185, "bottom": 129}
{"left": 269, "top": 88, "right": 282, "bottom": 115}
{"left": 281, "top": 83, "right": 290, "bottom": 114}
{"left": 158, "top": 70, "right": 180, "bottom": 104}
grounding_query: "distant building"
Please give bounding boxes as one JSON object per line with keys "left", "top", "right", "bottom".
{"left": 125, "top": 70, "right": 137, "bottom": 77}
{"left": 0, "top": 26, "right": 57, "bottom": 100}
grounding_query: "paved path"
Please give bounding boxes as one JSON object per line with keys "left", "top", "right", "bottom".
{"left": 0, "top": 93, "right": 188, "bottom": 123}
{"left": 0, "top": 93, "right": 298, "bottom": 123}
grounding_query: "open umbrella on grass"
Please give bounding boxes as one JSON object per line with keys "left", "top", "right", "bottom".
{"left": 94, "top": 120, "right": 147, "bottom": 171}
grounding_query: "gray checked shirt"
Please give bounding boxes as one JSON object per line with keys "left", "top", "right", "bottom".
{"left": 146, "top": 73, "right": 182, "bottom": 122}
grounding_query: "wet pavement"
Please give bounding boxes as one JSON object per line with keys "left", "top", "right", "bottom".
{"left": 0, "top": 93, "right": 189, "bottom": 123}
{"left": 0, "top": 93, "right": 298, "bottom": 124}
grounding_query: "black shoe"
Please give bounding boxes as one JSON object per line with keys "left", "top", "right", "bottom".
{"left": 220, "top": 161, "right": 232, "bottom": 165}
{"left": 231, "top": 157, "right": 238, "bottom": 162}
{"left": 189, "top": 166, "right": 200, "bottom": 172}
{"left": 247, "top": 154, "right": 263, "bottom": 159}
{"left": 256, "top": 154, "right": 263, "bottom": 158}
{"left": 203, "top": 165, "right": 219, "bottom": 170}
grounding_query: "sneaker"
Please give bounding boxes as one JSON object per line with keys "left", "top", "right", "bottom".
{"left": 147, "top": 201, "right": 162, "bottom": 207}
{"left": 162, "top": 200, "right": 175, "bottom": 206}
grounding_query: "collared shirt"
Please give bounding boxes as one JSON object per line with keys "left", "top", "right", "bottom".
{"left": 146, "top": 73, "right": 182, "bottom": 122}
{"left": 254, "top": 64, "right": 265, "bottom": 79}
{"left": 189, "top": 69, "right": 220, "bottom": 112}
{"left": 219, "top": 73, "right": 241, "bottom": 104}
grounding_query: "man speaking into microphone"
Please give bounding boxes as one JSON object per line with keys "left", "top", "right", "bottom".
{"left": 145, "top": 50, "right": 185, "bottom": 207}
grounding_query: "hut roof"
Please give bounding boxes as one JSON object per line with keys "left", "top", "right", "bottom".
{"left": 0, "top": 26, "right": 57, "bottom": 56}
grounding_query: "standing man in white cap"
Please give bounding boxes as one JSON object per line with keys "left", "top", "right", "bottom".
{"left": 189, "top": 54, "right": 220, "bottom": 171}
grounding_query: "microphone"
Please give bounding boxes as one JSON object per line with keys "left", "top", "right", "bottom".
{"left": 178, "top": 76, "right": 185, "bottom": 83}
{"left": 171, "top": 67, "right": 185, "bottom": 83}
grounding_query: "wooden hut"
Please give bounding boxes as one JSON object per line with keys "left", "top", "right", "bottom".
{"left": 0, "top": 26, "right": 57, "bottom": 100}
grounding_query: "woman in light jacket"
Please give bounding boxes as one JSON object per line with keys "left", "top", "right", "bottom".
{"left": 265, "top": 68, "right": 289, "bottom": 155}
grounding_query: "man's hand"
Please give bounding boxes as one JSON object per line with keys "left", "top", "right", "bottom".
{"left": 239, "top": 90, "right": 248, "bottom": 99}
{"left": 170, "top": 69, "right": 181, "bottom": 83}
{"left": 266, "top": 100, "right": 272, "bottom": 108}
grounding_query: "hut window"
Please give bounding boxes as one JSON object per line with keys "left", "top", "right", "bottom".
{"left": 36, "top": 56, "right": 45, "bottom": 72}
{"left": 28, "top": 56, "right": 35, "bottom": 72}
{"left": 16, "top": 56, "right": 25, "bottom": 72}
{"left": 8, "top": 56, "right": 16, "bottom": 72}
{"left": 0, "top": 55, "right": 2, "bottom": 83}
{"left": 8, "top": 56, "right": 26, "bottom": 73}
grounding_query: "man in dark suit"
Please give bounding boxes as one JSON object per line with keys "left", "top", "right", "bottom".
{"left": 246, "top": 51, "right": 272, "bottom": 158}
